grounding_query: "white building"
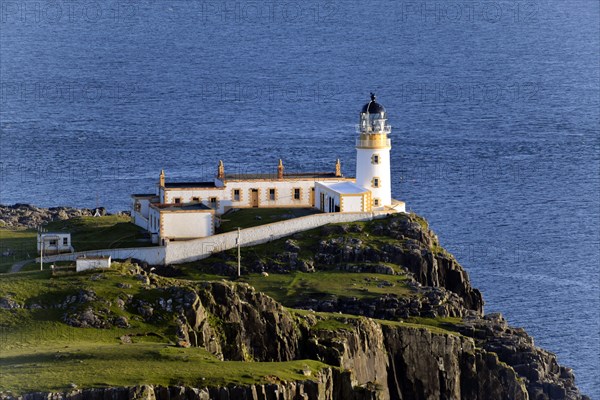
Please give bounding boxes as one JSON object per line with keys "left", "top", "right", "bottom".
{"left": 37, "top": 232, "right": 72, "bottom": 255}
{"left": 132, "top": 94, "right": 405, "bottom": 243}
{"left": 76, "top": 256, "right": 111, "bottom": 272}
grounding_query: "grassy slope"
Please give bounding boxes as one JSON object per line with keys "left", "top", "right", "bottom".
{"left": 0, "top": 265, "right": 327, "bottom": 395}
{"left": 244, "top": 272, "right": 411, "bottom": 303}
{"left": 0, "top": 216, "right": 152, "bottom": 273}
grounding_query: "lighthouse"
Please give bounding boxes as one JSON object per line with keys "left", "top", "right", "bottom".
{"left": 355, "top": 93, "right": 392, "bottom": 209}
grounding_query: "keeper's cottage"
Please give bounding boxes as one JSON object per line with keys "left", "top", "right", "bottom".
{"left": 131, "top": 94, "right": 405, "bottom": 244}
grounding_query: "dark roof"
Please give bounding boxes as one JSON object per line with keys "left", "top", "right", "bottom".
{"left": 361, "top": 93, "right": 386, "bottom": 114}
{"left": 151, "top": 203, "right": 212, "bottom": 211}
{"left": 224, "top": 172, "right": 342, "bottom": 180}
{"left": 164, "top": 181, "right": 217, "bottom": 189}
{"left": 131, "top": 193, "right": 157, "bottom": 198}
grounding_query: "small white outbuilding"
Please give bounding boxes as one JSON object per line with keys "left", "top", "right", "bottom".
{"left": 37, "top": 232, "right": 73, "bottom": 255}
{"left": 76, "top": 256, "right": 111, "bottom": 272}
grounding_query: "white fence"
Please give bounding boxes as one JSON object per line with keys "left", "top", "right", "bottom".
{"left": 37, "top": 211, "right": 397, "bottom": 266}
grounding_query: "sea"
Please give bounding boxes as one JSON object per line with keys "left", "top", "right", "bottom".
{"left": 1, "top": 0, "right": 599, "bottom": 396}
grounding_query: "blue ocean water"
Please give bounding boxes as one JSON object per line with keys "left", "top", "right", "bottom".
{"left": 1, "top": 0, "right": 599, "bottom": 396}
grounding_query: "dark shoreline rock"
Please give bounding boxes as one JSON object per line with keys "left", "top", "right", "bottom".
{"left": 0, "top": 203, "right": 128, "bottom": 229}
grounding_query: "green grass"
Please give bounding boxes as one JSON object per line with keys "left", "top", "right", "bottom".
{"left": 242, "top": 272, "right": 411, "bottom": 306}
{"left": 402, "top": 317, "right": 463, "bottom": 333}
{"left": 0, "top": 342, "right": 327, "bottom": 395}
{"left": 0, "top": 229, "right": 37, "bottom": 273}
{"left": 218, "top": 208, "right": 320, "bottom": 233}
{"left": 291, "top": 310, "right": 461, "bottom": 336}
{"left": 176, "top": 270, "right": 413, "bottom": 308}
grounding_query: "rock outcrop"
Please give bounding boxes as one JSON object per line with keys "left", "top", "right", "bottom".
{"left": 0, "top": 203, "right": 124, "bottom": 228}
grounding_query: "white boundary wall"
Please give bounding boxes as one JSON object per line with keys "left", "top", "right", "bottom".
{"left": 38, "top": 246, "right": 167, "bottom": 265}
{"left": 76, "top": 256, "right": 111, "bottom": 272}
{"left": 37, "top": 211, "right": 401, "bottom": 266}
{"left": 164, "top": 211, "right": 396, "bottom": 264}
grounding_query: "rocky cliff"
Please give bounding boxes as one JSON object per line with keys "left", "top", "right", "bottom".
{"left": 0, "top": 213, "right": 589, "bottom": 400}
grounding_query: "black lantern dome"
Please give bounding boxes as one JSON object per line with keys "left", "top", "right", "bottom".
{"left": 361, "top": 93, "right": 385, "bottom": 114}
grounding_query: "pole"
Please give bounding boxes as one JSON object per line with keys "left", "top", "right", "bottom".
{"left": 237, "top": 227, "right": 241, "bottom": 277}
{"left": 40, "top": 234, "right": 43, "bottom": 271}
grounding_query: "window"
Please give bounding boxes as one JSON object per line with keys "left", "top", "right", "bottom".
{"left": 372, "top": 154, "right": 380, "bottom": 164}
{"left": 63, "top": 237, "right": 68, "bottom": 246}
{"left": 374, "top": 198, "right": 380, "bottom": 207}
{"left": 192, "top": 197, "right": 200, "bottom": 203}
{"left": 134, "top": 201, "right": 141, "bottom": 212}
{"left": 269, "top": 188, "right": 276, "bottom": 201}
{"left": 372, "top": 177, "right": 380, "bottom": 188}
{"left": 49, "top": 239, "right": 57, "bottom": 246}
{"left": 174, "top": 197, "right": 181, "bottom": 204}
{"left": 293, "top": 188, "right": 301, "bottom": 200}
{"left": 233, "top": 189, "right": 240, "bottom": 202}
{"left": 210, "top": 197, "right": 217, "bottom": 208}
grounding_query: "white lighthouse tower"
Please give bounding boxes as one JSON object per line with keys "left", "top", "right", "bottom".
{"left": 355, "top": 93, "right": 392, "bottom": 210}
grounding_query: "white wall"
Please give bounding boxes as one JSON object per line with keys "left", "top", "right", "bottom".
{"left": 162, "top": 212, "right": 213, "bottom": 239}
{"left": 148, "top": 207, "right": 161, "bottom": 234}
{"left": 165, "top": 210, "right": 398, "bottom": 264}
{"left": 315, "top": 185, "right": 340, "bottom": 213}
{"left": 356, "top": 147, "right": 392, "bottom": 208}
{"left": 76, "top": 257, "right": 111, "bottom": 272}
{"left": 163, "top": 188, "right": 227, "bottom": 213}
{"left": 132, "top": 197, "right": 151, "bottom": 230}
{"left": 132, "top": 212, "right": 148, "bottom": 230}
{"left": 341, "top": 195, "right": 364, "bottom": 212}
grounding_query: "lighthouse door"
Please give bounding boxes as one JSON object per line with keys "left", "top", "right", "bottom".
{"left": 251, "top": 189, "right": 259, "bottom": 207}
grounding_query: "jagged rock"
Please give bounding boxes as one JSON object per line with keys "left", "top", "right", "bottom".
{"left": 284, "top": 239, "right": 301, "bottom": 252}
{"left": 0, "top": 297, "right": 20, "bottom": 309}
{"left": 114, "top": 316, "right": 130, "bottom": 328}
{"left": 459, "top": 313, "right": 588, "bottom": 400}
{"left": 137, "top": 304, "right": 154, "bottom": 319}
{"left": 63, "top": 307, "right": 106, "bottom": 328}
{"left": 135, "top": 275, "right": 150, "bottom": 285}
{"left": 298, "top": 259, "right": 315, "bottom": 272}
{"left": 89, "top": 274, "right": 104, "bottom": 281}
